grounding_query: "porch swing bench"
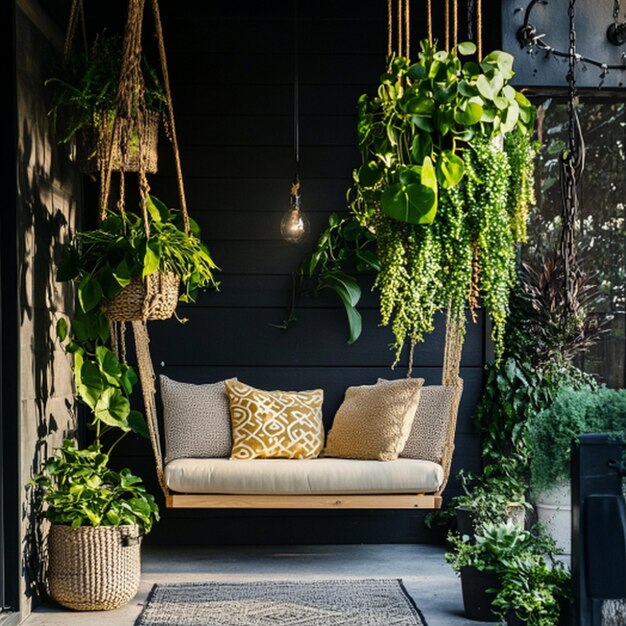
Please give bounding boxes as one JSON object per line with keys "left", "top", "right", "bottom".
{"left": 134, "top": 317, "right": 464, "bottom": 513}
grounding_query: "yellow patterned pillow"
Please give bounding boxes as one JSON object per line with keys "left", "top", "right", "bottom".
{"left": 225, "top": 380, "right": 325, "bottom": 460}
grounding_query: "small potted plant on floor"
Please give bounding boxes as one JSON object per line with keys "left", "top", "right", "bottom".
{"left": 528, "top": 384, "right": 626, "bottom": 554}
{"left": 452, "top": 465, "right": 530, "bottom": 540}
{"left": 32, "top": 438, "right": 159, "bottom": 610}
{"left": 446, "top": 521, "right": 569, "bottom": 622}
{"left": 47, "top": 33, "right": 166, "bottom": 173}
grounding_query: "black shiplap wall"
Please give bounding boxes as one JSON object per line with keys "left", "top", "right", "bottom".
{"left": 86, "top": 0, "right": 493, "bottom": 544}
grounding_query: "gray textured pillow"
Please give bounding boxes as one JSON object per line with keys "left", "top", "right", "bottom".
{"left": 378, "top": 379, "right": 461, "bottom": 463}
{"left": 160, "top": 376, "right": 236, "bottom": 463}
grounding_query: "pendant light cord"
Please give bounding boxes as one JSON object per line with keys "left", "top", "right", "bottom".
{"left": 293, "top": 0, "right": 300, "bottom": 190}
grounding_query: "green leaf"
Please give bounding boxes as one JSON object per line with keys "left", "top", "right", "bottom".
{"left": 95, "top": 346, "right": 122, "bottom": 386}
{"left": 403, "top": 96, "right": 435, "bottom": 116}
{"left": 407, "top": 63, "right": 427, "bottom": 80}
{"left": 437, "top": 150, "right": 465, "bottom": 189}
{"left": 381, "top": 176, "right": 437, "bottom": 225}
{"left": 411, "top": 116, "right": 435, "bottom": 133}
{"left": 57, "top": 318, "right": 68, "bottom": 342}
{"left": 128, "top": 410, "right": 149, "bottom": 439}
{"left": 482, "top": 50, "right": 515, "bottom": 80}
{"left": 143, "top": 241, "right": 160, "bottom": 277}
{"left": 94, "top": 388, "right": 131, "bottom": 429}
{"left": 454, "top": 101, "right": 483, "bottom": 126}
{"left": 78, "top": 276, "right": 103, "bottom": 313}
{"left": 146, "top": 195, "right": 170, "bottom": 223}
{"left": 476, "top": 74, "right": 494, "bottom": 100}
{"left": 358, "top": 162, "right": 382, "bottom": 187}
{"left": 317, "top": 272, "right": 362, "bottom": 344}
{"left": 457, "top": 41, "right": 477, "bottom": 56}
{"left": 411, "top": 134, "right": 433, "bottom": 165}
{"left": 121, "top": 365, "right": 139, "bottom": 395}
{"left": 56, "top": 246, "right": 80, "bottom": 282}
{"left": 113, "top": 259, "right": 132, "bottom": 287}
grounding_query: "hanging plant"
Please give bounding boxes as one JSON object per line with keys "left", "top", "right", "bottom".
{"left": 46, "top": 33, "right": 166, "bottom": 172}
{"left": 304, "top": 40, "right": 537, "bottom": 363}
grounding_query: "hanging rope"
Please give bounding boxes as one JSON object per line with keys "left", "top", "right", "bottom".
{"left": 476, "top": 0, "right": 483, "bottom": 58}
{"left": 427, "top": 0, "right": 433, "bottom": 45}
{"left": 63, "top": 0, "right": 87, "bottom": 62}
{"left": 404, "top": 0, "right": 410, "bottom": 58}
{"left": 150, "top": 0, "right": 190, "bottom": 234}
{"left": 386, "top": 0, "right": 393, "bottom": 56}
{"left": 445, "top": 0, "right": 450, "bottom": 51}
{"left": 452, "top": 0, "right": 458, "bottom": 48}
{"left": 132, "top": 321, "right": 167, "bottom": 494}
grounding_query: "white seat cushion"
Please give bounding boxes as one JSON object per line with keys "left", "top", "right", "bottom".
{"left": 164, "top": 457, "right": 444, "bottom": 495}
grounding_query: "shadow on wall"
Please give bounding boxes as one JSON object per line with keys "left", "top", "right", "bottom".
{"left": 16, "top": 28, "right": 80, "bottom": 604}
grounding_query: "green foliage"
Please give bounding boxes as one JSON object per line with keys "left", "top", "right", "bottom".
{"left": 528, "top": 385, "right": 626, "bottom": 492}
{"left": 494, "top": 557, "right": 571, "bottom": 626}
{"left": 301, "top": 214, "right": 379, "bottom": 344}
{"left": 436, "top": 466, "right": 530, "bottom": 532}
{"left": 31, "top": 439, "right": 159, "bottom": 531}
{"left": 46, "top": 33, "right": 166, "bottom": 143}
{"left": 446, "top": 522, "right": 570, "bottom": 626}
{"left": 58, "top": 195, "right": 219, "bottom": 310}
{"left": 305, "top": 41, "right": 536, "bottom": 362}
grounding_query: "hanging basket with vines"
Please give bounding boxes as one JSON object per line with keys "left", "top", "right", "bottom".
{"left": 304, "top": 38, "right": 537, "bottom": 366}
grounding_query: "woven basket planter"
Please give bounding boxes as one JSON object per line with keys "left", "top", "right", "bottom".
{"left": 101, "top": 271, "right": 180, "bottom": 322}
{"left": 48, "top": 524, "right": 142, "bottom": 611}
{"left": 77, "top": 110, "right": 159, "bottom": 174}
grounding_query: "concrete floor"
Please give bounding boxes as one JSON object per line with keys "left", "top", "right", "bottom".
{"left": 22, "top": 544, "right": 499, "bottom": 626}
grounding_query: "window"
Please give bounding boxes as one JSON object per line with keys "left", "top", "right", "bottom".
{"left": 525, "top": 99, "right": 625, "bottom": 387}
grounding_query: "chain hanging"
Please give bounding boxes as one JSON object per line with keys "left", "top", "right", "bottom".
{"left": 559, "top": 0, "right": 585, "bottom": 325}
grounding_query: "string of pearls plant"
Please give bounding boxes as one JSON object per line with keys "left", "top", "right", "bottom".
{"left": 305, "top": 40, "right": 537, "bottom": 365}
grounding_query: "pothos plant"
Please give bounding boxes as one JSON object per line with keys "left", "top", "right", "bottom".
{"left": 32, "top": 196, "right": 218, "bottom": 531}
{"left": 304, "top": 40, "right": 537, "bottom": 363}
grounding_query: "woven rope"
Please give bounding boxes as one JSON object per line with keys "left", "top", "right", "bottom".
{"left": 48, "top": 524, "right": 141, "bottom": 611}
{"left": 132, "top": 321, "right": 167, "bottom": 494}
{"left": 63, "top": 0, "right": 87, "bottom": 62}
{"left": 477, "top": 0, "right": 483, "bottom": 59}
{"left": 437, "top": 311, "right": 465, "bottom": 492}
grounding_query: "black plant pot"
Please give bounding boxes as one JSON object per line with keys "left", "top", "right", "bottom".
{"left": 460, "top": 566, "right": 501, "bottom": 621}
{"left": 456, "top": 507, "right": 477, "bottom": 540}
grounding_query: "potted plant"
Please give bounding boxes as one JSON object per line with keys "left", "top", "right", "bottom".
{"left": 451, "top": 466, "right": 530, "bottom": 539}
{"left": 47, "top": 33, "right": 166, "bottom": 173}
{"left": 446, "top": 521, "right": 569, "bottom": 623}
{"left": 301, "top": 39, "right": 536, "bottom": 365}
{"left": 493, "top": 556, "right": 571, "bottom": 626}
{"left": 57, "top": 194, "right": 219, "bottom": 322}
{"left": 528, "top": 385, "right": 626, "bottom": 554}
{"left": 31, "top": 439, "right": 158, "bottom": 610}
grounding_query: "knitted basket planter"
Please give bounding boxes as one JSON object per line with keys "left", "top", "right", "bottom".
{"left": 77, "top": 110, "right": 159, "bottom": 174}
{"left": 101, "top": 271, "right": 180, "bottom": 322}
{"left": 47, "top": 524, "right": 143, "bottom": 611}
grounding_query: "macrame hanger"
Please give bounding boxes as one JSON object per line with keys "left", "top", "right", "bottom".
{"left": 476, "top": 0, "right": 483, "bottom": 59}
{"left": 427, "top": 0, "right": 433, "bottom": 46}
{"left": 63, "top": 0, "right": 88, "bottom": 63}
{"left": 445, "top": 0, "right": 450, "bottom": 51}
{"left": 387, "top": 0, "right": 411, "bottom": 57}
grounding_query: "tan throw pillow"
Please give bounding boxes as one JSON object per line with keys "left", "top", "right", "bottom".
{"left": 378, "top": 379, "right": 462, "bottom": 463}
{"left": 323, "top": 378, "right": 424, "bottom": 461}
{"left": 225, "top": 380, "right": 325, "bottom": 460}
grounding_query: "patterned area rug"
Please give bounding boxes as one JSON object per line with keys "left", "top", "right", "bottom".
{"left": 135, "top": 579, "right": 428, "bottom": 626}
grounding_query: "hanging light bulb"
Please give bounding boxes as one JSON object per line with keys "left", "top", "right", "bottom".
{"left": 281, "top": 177, "right": 309, "bottom": 243}
{"left": 280, "top": 0, "right": 309, "bottom": 243}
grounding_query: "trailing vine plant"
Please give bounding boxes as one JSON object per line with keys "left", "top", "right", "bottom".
{"left": 304, "top": 40, "right": 537, "bottom": 365}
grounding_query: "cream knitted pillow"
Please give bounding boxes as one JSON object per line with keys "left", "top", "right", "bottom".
{"left": 323, "top": 378, "right": 424, "bottom": 461}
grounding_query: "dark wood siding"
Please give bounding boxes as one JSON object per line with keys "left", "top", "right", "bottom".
{"left": 85, "top": 0, "right": 497, "bottom": 544}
